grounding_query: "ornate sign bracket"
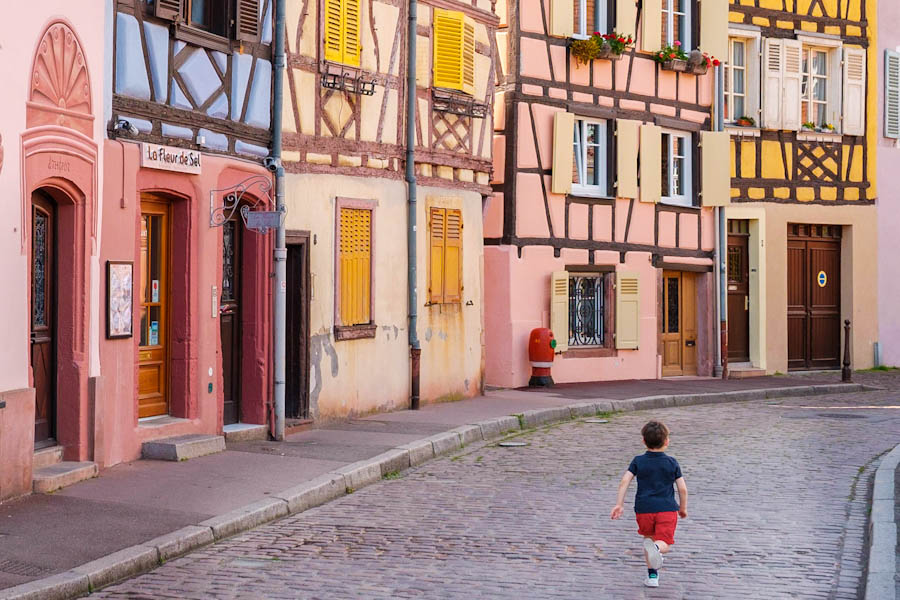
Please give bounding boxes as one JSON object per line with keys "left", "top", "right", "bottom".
{"left": 209, "top": 175, "right": 281, "bottom": 234}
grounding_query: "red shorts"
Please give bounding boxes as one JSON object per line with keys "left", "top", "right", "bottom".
{"left": 635, "top": 511, "right": 678, "bottom": 545}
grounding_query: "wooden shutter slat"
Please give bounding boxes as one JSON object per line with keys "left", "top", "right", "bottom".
{"left": 550, "top": 271, "right": 569, "bottom": 353}
{"left": 615, "top": 272, "right": 639, "bottom": 349}
{"left": 762, "top": 38, "right": 783, "bottom": 129}
{"left": 155, "top": 0, "right": 183, "bottom": 21}
{"left": 324, "top": 0, "right": 344, "bottom": 63}
{"left": 343, "top": 0, "right": 361, "bottom": 67}
{"left": 444, "top": 209, "right": 463, "bottom": 303}
{"left": 552, "top": 112, "right": 575, "bottom": 195}
{"left": 639, "top": 124, "right": 661, "bottom": 204}
{"left": 236, "top": 0, "right": 261, "bottom": 43}
{"left": 429, "top": 208, "right": 446, "bottom": 304}
{"left": 885, "top": 50, "right": 900, "bottom": 138}
{"left": 843, "top": 47, "right": 866, "bottom": 136}
{"left": 782, "top": 39, "right": 803, "bottom": 131}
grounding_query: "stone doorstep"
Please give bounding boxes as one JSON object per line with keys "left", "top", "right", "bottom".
{"left": 32, "top": 445, "right": 63, "bottom": 470}
{"left": 32, "top": 462, "right": 98, "bottom": 494}
{"left": 141, "top": 434, "right": 225, "bottom": 461}
{"left": 728, "top": 368, "right": 767, "bottom": 379}
{"left": 222, "top": 423, "right": 268, "bottom": 443}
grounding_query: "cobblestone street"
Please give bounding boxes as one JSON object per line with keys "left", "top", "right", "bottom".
{"left": 93, "top": 374, "right": 900, "bottom": 599}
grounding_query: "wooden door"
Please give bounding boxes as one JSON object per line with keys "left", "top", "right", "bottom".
{"left": 661, "top": 271, "right": 697, "bottom": 377}
{"left": 286, "top": 240, "right": 310, "bottom": 420}
{"left": 221, "top": 220, "right": 242, "bottom": 425}
{"left": 31, "top": 192, "right": 56, "bottom": 446}
{"left": 787, "top": 224, "right": 841, "bottom": 370}
{"left": 138, "top": 199, "right": 169, "bottom": 418}
{"left": 727, "top": 220, "right": 750, "bottom": 362}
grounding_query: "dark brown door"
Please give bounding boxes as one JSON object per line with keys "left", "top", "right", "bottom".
{"left": 31, "top": 192, "right": 56, "bottom": 446}
{"left": 787, "top": 224, "right": 841, "bottom": 370}
{"left": 221, "top": 220, "right": 242, "bottom": 425}
{"left": 286, "top": 240, "right": 309, "bottom": 419}
{"left": 138, "top": 198, "right": 169, "bottom": 417}
{"left": 727, "top": 220, "right": 750, "bottom": 362}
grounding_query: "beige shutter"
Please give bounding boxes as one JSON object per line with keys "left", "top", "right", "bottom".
{"left": 155, "top": 0, "right": 182, "bottom": 21}
{"left": 641, "top": 0, "right": 662, "bottom": 52}
{"left": 639, "top": 124, "right": 661, "bottom": 204}
{"left": 236, "top": 0, "right": 261, "bottom": 43}
{"left": 762, "top": 38, "right": 783, "bottom": 129}
{"left": 885, "top": 50, "right": 900, "bottom": 138}
{"left": 552, "top": 112, "right": 575, "bottom": 195}
{"left": 616, "top": 0, "right": 637, "bottom": 38}
{"left": 550, "top": 271, "right": 569, "bottom": 353}
{"left": 700, "top": 131, "right": 730, "bottom": 206}
{"left": 843, "top": 47, "right": 867, "bottom": 136}
{"left": 616, "top": 119, "right": 640, "bottom": 199}
{"left": 700, "top": 0, "right": 727, "bottom": 60}
{"left": 615, "top": 272, "right": 639, "bottom": 350}
{"left": 782, "top": 39, "right": 803, "bottom": 130}
{"left": 549, "top": 0, "right": 574, "bottom": 38}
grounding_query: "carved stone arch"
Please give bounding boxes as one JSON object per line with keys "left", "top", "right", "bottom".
{"left": 27, "top": 20, "right": 94, "bottom": 136}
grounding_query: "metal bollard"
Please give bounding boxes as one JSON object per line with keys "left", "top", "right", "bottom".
{"left": 842, "top": 320, "right": 852, "bottom": 383}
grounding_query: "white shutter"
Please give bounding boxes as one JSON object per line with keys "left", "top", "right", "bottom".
{"left": 641, "top": 0, "right": 662, "bottom": 53}
{"left": 782, "top": 39, "right": 803, "bottom": 131}
{"left": 843, "top": 47, "right": 866, "bottom": 136}
{"left": 885, "top": 50, "right": 900, "bottom": 138}
{"left": 616, "top": 119, "right": 640, "bottom": 199}
{"left": 552, "top": 112, "right": 575, "bottom": 195}
{"left": 550, "top": 271, "right": 569, "bottom": 353}
{"left": 762, "top": 38, "right": 783, "bottom": 129}
{"left": 615, "top": 273, "right": 640, "bottom": 350}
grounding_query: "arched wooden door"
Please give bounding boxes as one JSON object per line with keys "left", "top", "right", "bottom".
{"left": 31, "top": 192, "right": 56, "bottom": 446}
{"left": 138, "top": 198, "right": 169, "bottom": 417}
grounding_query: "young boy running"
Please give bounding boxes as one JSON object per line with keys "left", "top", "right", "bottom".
{"left": 610, "top": 420, "right": 688, "bottom": 588}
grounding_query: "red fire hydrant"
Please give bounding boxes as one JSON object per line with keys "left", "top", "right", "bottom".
{"left": 528, "top": 327, "right": 557, "bottom": 387}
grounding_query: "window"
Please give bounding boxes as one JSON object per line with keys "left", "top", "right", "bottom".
{"left": 801, "top": 47, "right": 829, "bottom": 127}
{"left": 573, "top": 0, "right": 607, "bottom": 39}
{"left": 660, "top": 131, "right": 692, "bottom": 206}
{"left": 661, "top": 0, "right": 690, "bottom": 49}
{"left": 154, "top": 0, "right": 261, "bottom": 46}
{"left": 429, "top": 207, "right": 463, "bottom": 304}
{"left": 433, "top": 9, "right": 475, "bottom": 95}
{"left": 185, "top": 0, "right": 227, "bottom": 36}
{"left": 568, "top": 274, "right": 606, "bottom": 347}
{"left": 336, "top": 203, "right": 373, "bottom": 333}
{"left": 725, "top": 38, "right": 747, "bottom": 122}
{"left": 572, "top": 118, "right": 608, "bottom": 196}
{"left": 324, "top": 0, "right": 362, "bottom": 67}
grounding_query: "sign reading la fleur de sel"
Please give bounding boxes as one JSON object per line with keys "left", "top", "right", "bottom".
{"left": 140, "top": 143, "right": 201, "bottom": 175}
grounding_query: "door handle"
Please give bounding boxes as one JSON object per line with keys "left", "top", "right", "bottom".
{"left": 745, "top": 295, "right": 749, "bottom": 311}
{"left": 685, "top": 340, "right": 696, "bottom": 347}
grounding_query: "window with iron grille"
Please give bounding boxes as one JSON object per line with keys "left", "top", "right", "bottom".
{"left": 568, "top": 274, "right": 606, "bottom": 347}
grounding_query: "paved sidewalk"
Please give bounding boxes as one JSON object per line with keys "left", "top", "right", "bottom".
{"left": 0, "top": 373, "right": 863, "bottom": 594}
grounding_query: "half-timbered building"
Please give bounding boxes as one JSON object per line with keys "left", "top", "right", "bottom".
{"left": 485, "top": 0, "right": 731, "bottom": 386}
{"left": 725, "top": 0, "right": 878, "bottom": 373}
{"left": 281, "top": 0, "right": 497, "bottom": 418}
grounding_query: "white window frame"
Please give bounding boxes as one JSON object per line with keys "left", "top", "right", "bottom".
{"left": 573, "top": 0, "right": 608, "bottom": 40}
{"left": 662, "top": 0, "right": 691, "bottom": 50}
{"left": 801, "top": 46, "right": 830, "bottom": 127}
{"left": 726, "top": 29, "right": 761, "bottom": 126}
{"left": 572, "top": 118, "right": 608, "bottom": 197}
{"left": 660, "top": 129, "right": 693, "bottom": 207}
{"left": 796, "top": 33, "right": 843, "bottom": 133}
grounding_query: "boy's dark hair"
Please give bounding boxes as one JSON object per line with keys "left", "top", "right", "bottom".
{"left": 641, "top": 420, "right": 669, "bottom": 449}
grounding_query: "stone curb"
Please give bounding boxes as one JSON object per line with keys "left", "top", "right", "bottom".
{"left": 0, "top": 381, "right": 870, "bottom": 600}
{"left": 865, "top": 442, "right": 900, "bottom": 600}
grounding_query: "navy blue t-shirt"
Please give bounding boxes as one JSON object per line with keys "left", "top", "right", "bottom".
{"left": 627, "top": 451, "right": 683, "bottom": 514}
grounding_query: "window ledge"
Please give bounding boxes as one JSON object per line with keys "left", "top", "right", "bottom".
{"left": 334, "top": 324, "right": 377, "bottom": 341}
{"left": 562, "top": 347, "right": 617, "bottom": 358}
{"left": 797, "top": 131, "right": 842, "bottom": 142}
{"left": 174, "top": 24, "right": 232, "bottom": 53}
{"left": 725, "top": 125, "right": 761, "bottom": 138}
{"left": 659, "top": 199, "right": 699, "bottom": 210}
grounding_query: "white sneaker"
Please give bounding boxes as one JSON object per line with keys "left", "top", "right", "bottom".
{"left": 643, "top": 537, "right": 663, "bottom": 569}
{"left": 644, "top": 573, "right": 659, "bottom": 587}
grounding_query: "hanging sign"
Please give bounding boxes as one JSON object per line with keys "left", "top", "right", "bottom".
{"left": 244, "top": 210, "right": 283, "bottom": 234}
{"left": 141, "top": 143, "right": 202, "bottom": 174}
{"left": 817, "top": 271, "right": 827, "bottom": 288}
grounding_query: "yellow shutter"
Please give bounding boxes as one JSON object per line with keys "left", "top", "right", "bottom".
{"left": 616, "top": 119, "right": 640, "bottom": 199}
{"left": 462, "top": 19, "right": 476, "bottom": 96}
{"left": 343, "top": 0, "right": 361, "bottom": 67}
{"left": 700, "top": 0, "right": 728, "bottom": 60}
{"left": 340, "top": 208, "right": 371, "bottom": 326}
{"left": 616, "top": 0, "right": 637, "bottom": 38}
{"left": 434, "top": 9, "right": 465, "bottom": 91}
{"left": 639, "top": 124, "right": 661, "bottom": 204}
{"left": 429, "top": 207, "right": 446, "bottom": 304}
{"left": 444, "top": 209, "right": 463, "bottom": 303}
{"left": 549, "top": 0, "right": 573, "bottom": 38}
{"left": 700, "top": 131, "right": 731, "bottom": 207}
{"left": 552, "top": 112, "right": 575, "bottom": 195}
{"left": 641, "top": 0, "right": 662, "bottom": 52}
{"left": 324, "top": 0, "right": 343, "bottom": 63}
{"left": 615, "top": 273, "right": 639, "bottom": 350}
{"left": 550, "top": 271, "right": 569, "bottom": 353}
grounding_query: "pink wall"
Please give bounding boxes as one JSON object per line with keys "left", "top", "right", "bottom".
{"left": 878, "top": 0, "right": 900, "bottom": 366}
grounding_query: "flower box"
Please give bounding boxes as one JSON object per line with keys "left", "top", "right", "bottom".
{"left": 597, "top": 45, "right": 623, "bottom": 61}
{"left": 661, "top": 59, "right": 689, "bottom": 72}
{"left": 690, "top": 62, "right": 709, "bottom": 75}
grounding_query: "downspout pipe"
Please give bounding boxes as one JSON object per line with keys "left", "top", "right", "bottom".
{"left": 716, "top": 63, "right": 728, "bottom": 379}
{"left": 407, "top": 0, "right": 421, "bottom": 410}
{"left": 272, "top": 0, "right": 287, "bottom": 438}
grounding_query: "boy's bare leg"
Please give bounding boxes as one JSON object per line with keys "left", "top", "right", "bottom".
{"left": 654, "top": 540, "right": 670, "bottom": 554}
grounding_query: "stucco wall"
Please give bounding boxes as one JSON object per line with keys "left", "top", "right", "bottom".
{"left": 878, "top": 0, "right": 900, "bottom": 366}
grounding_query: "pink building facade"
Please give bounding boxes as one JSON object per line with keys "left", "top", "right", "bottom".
{"left": 485, "top": 0, "right": 731, "bottom": 387}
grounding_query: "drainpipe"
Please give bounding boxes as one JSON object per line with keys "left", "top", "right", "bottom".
{"left": 272, "top": 0, "right": 287, "bottom": 438}
{"left": 716, "top": 63, "right": 728, "bottom": 379}
{"left": 407, "top": 0, "right": 421, "bottom": 410}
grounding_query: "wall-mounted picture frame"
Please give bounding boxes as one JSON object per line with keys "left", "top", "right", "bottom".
{"left": 107, "top": 260, "right": 133, "bottom": 339}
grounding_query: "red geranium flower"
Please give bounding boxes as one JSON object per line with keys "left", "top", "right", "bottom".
{"left": 713, "top": 59, "right": 721, "bottom": 66}
{"left": 669, "top": 52, "right": 676, "bottom": 58}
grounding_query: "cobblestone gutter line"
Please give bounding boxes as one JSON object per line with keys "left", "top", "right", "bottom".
{"left": 0, "top": 382, "right": 871, "bottom": 600}
{"left": 865, "top": 443, "right": 900, "bottom": 600}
